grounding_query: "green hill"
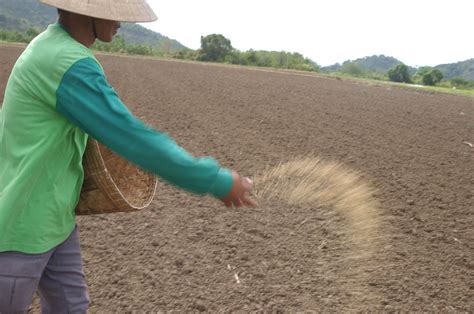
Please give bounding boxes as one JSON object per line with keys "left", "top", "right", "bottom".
{"left": 322, "top": 55, "right": 474, "bottom": 81}
{"left": 117, "top": 23, "right": 186, "bottom": 53}
{"left": 0, "top": 0, "right": 54, "bottom": 29}
{"left": 0, "top": 0, "right": 186, "bottom": 52}
{"left": 322, "top": 55, "right": 416, "bottom": 75}
{"left": 434, "top": 59, "right": 474, "bottom": 81}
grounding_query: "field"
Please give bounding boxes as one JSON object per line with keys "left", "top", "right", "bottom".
{"left": 1, "top": 44, "right": 473, "bottom": 311}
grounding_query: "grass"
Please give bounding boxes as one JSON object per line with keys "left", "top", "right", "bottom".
{"left": 323, "top": 72, "right": 474, "bottom": 97}
{"left": 405, "top": 84, "right": 474, "bottom": 97}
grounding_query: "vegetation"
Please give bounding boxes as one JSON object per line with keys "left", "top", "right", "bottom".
{"left": 434, "top": 59, "right": 474, "bottom": 81}
{"left": 322, "top": 55, "right": 416, "bottom": 75}
{"left": 118, "top": 23, "right": 185, "bottom": 53}
{"left": 0, "top": 13, "right": 31, "bottom": 31}
{"left": 451, "top": 77, "right": 471, "bottom": 88}
{"left": 0, "top": 27, "right": 40, "bottom": 43}
{"left": 388, "top": 64, "right": 412, "bottom": 83}
{"left": 408, "top": 67, "right": 443, "bottom": 86}
{"left": 0, "top": 27, "right": 319, "bottom": 72}
{"left": 0, "top": 0, "right": 56, "bottom": 30}
{"left": 0, "top": 0, "right": 185, "bottom": 55}
{"left": 322, "top": 55, "right": 473, "bottom": 90}
{"left": 421, "top": 69, "right": 443, "bottom": 86}
{"left": 223, "top": 49, "right": 319, "bottom": 71}
{"left": 198, "top": 34, "right": 233, "bottom": 62}
{"left": 341, "top": 64, "right": 386, "bottom": 80}
{"left": 92, "top": 35, "right": 154, "bottom": 56}
{"left": 193, "top": 34, "right": 319, "bottom": 71}
{"left": 0, "top": 27, "right": 157, "bottom": 57}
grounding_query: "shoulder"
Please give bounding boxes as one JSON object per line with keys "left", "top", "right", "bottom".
{"left": 18, "top": 25, "right": 106, "bottom": 89}
{"left": 22, "top": 24, "right": 99, "bottom": 76}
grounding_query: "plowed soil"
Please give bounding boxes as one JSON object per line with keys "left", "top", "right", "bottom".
{"left": 1, "top": 44, "right": 473, "bottom": 312}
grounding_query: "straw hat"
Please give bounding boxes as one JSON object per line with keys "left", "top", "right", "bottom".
{"left": 39, "top": 0, "right": 157, "bottom": 23}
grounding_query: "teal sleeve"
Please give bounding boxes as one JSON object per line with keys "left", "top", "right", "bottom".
{"left": 55, "top": 57, "right": 233, "bottom": 198}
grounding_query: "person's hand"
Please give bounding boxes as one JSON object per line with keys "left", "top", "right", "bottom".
{"left": 221, "top": 170, "right": 258, "bottom": 208}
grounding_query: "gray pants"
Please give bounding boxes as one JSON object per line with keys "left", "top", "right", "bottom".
{"left": 0, "top": 227, "right": 89, "bottom": 313}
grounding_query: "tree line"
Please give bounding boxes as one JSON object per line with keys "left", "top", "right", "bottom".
{"left": 1, "top": 28, "right": 472, "bottom": 90}
{"left": 0, "top": 27, "right": 40, "bottom": 43}
{"left": 0, "top": 27, "right": 158, "bottom": 57}
{"left": 0, "top": 29, "right": 319, "bottom": 72}
{"left": 330, "top": 62, "right": 473, "bottom": 90}
{"left": 174, "top": 34, "right": 319, "bottom": 72}
{"left": 387, "top": 64, "right": 473, "bottom": 89}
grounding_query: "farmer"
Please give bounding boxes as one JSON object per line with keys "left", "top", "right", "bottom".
{"left": 0, "top": 0, "right": 256, "bottom": 311}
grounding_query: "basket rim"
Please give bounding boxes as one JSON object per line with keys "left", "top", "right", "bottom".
{"left": 89, "top": 139, "right": 157, "bottom": 210}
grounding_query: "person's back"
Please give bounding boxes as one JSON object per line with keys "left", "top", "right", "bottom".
{"left": 0, "top": 24, "right": 97, "bottom": 253}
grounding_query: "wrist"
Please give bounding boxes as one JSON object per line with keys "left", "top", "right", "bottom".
{"left": 209, "top": 168, "right": 234, "bottom": 199}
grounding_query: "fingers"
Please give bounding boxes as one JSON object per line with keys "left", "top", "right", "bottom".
{"left": 233, "top": 198, "right": 243, "bottom": 207}
{"left": 226, "top": 197, "right": 255, "bottom": 208}
{"left": 242, "top": 195, "right": 258, "bottom": 207}
{"left": 226, "top": 193, "right": 257, "bottom": 208}
{"left": 222, "top": 196, "right": 255, "bottom": 208}
{"left": 240, "top": 177, "right": 257, "bottom": 207}
{"left": 220, "top": 172, "right": 257, "bottom": 208}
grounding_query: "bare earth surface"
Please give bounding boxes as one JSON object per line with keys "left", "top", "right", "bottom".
{"left": 1, "top": 44, "right": 473, "bottom": 312}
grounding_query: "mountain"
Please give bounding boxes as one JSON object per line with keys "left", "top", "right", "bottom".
{"left": 322, "top": 55, "right": 416, "bottom": 75}
{"left": 322, "top": 55, "right": 474, "bottom": 81}
{"left": 0, "top": 0, "right": 186, "bottom": 52}
{"left": 117, "top": 23, "right": 186, "bottom": 52}
{"left": 0, "top": 0, "right": 54, "bottom": 29}
{"left": 434, "top": 59, "right": 474, "bottom": 81}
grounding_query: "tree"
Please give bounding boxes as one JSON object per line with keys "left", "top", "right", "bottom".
{"left": 451, "top": 77, "right": 468, "bottom": 88}
{"left": 199, "top": 34, "right": 233, "bottom": 62}
{"left": 25, "top": 27, "right": 39, "bottom": 40}
{"left": 415, "top": 66, "right": 431, "bottom": 76}
{"left": 109, "top": 35, "right": 126, "bottom": 52}
{"left": 224, "top": 50, "right": 241, "bottom": 64}
{"left": 431, "top": 69, "right": 443, "bottom": 82}
{"left": 256, "top": 53, "right": 272, "bottom": 67}
{"left": 240, "top": 49, "right": 257, "bottom": 65}
{"left": 126, "top": 44, "right": 152, "bottom": 56}
{"left": 388, "top": 64, "right": 412, "bottom": 83}
{"left": 342, "top": 63, "right": 363, "bottom": 77}
{"left": 421, "top": 69, "right": 443, "bottom": 86}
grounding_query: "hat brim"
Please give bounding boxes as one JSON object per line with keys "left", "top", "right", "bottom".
{"left": 39, "top": 0, "right": 157, "bottom": 23}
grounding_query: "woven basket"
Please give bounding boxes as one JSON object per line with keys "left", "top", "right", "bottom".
{"left": 76, "top": 139, "right": 157, "bottom": 215}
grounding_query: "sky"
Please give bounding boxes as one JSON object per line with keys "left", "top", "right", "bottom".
{"left": 143, "top": 0, "right": 474, "bottom": 67}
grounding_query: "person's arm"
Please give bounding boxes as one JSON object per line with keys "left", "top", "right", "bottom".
{"left": 56, "top": 57, "right": 235, "bottom": 199}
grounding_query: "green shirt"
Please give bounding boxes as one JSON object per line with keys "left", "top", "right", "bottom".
{"left": 0, "top": 24, "right": 233, "bottom": 254}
